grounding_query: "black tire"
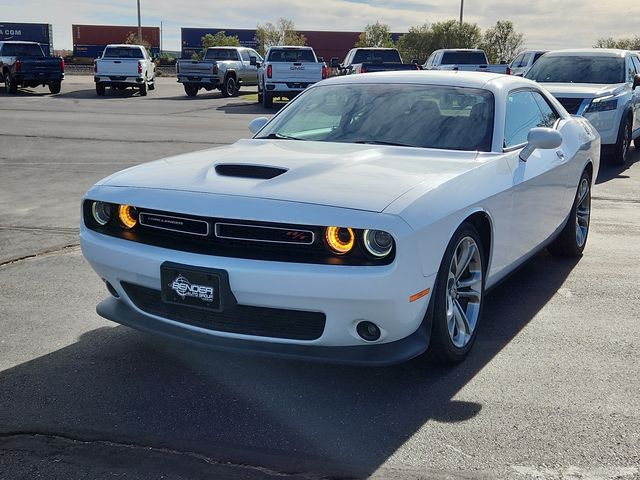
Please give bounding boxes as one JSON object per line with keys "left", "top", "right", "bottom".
{"left": 148, "top": 81, "right": 155, "bottom": 91}
{"left": 95, "top": 82, "right": 106, "bottom": 96}
{"left": 257, "top": 84, "right": 263, "bottom": 103}
{"left": 548, "top": 169, "right": 592, "bottom": 257}
{"left": 610, "top": 115, "right": 631, "bottom": 165}
{"left": 48, "top": 81, "right": 61, "bottom": 94}
{"left": 634, "top": 137, "right": 640, "bottom": 150}
{"left": 139, "top": 80, "right": 148, "bottom": 96}
{"left": 429, "top": 222, "right": 485, "bottom": 364}
{"left": 262, "top": 89, "right": 273, "bottom": 109}
{"left": 5, "top": 72, "right": 17, "bottom": 94}
{"left": 184, "top": 84, "right": 198, "bottom": 97}
{"left": 221, "top": 75, "right": 236, "bottom": 97}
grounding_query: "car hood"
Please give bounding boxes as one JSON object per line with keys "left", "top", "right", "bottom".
{"left": 99, "top": 139, "right": 480, "bottom": 213}
{"left": 540, "top": 82, "right": 627, "bottom": 98}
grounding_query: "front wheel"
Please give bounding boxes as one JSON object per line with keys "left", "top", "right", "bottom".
{"left": 48, "top": 81, "right": 61, "bottom": 94}
{"left": 429, "top": 223, "right": 485, "bottom": 364}
{"left": 548, "top": 169, "right": 592, "bottom": 257}
{"left": 611, "top": 116, "right": 631, "bottom": 165}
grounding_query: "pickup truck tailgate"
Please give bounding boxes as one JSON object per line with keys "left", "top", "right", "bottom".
{"left": 96, "top": 59, "right": 141, "bottom": 76}
{"left": 20, "top": 57, "right": 62, "bottom": 74}
{"left": 270, "top": 62, "right": 323, "bottom": 82}
{"left": 178, "top": 60, "right": 215, "bottom": 75}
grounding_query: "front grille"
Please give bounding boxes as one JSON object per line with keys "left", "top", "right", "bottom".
{"left": 122, "top": 282, "right": 326, "bottom": 340}
{"left": 556, "top": 97, "right": 584, "bottom": 114}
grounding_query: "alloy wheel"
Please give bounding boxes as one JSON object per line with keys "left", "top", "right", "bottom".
{"left": 575, "top": 177, "right": 591, "bottom": 248}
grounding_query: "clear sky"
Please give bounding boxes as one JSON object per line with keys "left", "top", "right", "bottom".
{"left": 2, "top": 0, "right": 639, "bottom": 53}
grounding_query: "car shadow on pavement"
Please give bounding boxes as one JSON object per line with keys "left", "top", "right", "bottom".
{"left": 52, "top": 88, "right": 147, "bottom": 99}
{"left": 155, "top": 91, "right": 259, "bottom": 102}
{"left": 0, "top": 251, "right": 580, "bottom": 479}
{"left": 596, "top": 148, "right": 640, "bottom": 184}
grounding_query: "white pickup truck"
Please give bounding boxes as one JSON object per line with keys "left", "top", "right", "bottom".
{"left": 257, "top": 46, "right": 326, "bottom": 108}
{"left": 423, "top": 49, "right": 511, "bottom": 75}
{"left": 94, "top": 44, "right": 156, "bottom": 96}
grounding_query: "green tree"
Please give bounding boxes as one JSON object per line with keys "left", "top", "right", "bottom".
{"left": 191, "top": 32, "right": 241, "bottom": 59}
{"left": 396, "top": 20, "right": 481, "bottom": 64}
{"left": 397, "top": 23, "right": 432, "bottom": 64}
{"left": 255, "top": 18, "right": 306, "bottom": 55}
{"left": 479, "top": 20, "right": 524, "bottom": 63}
{"left": 125, "top": 32, "right": 151, "bottom": 56}
{"left": 355, "top": 21, "right": 395, "bottom": 48}
{"left": 594, "top": 36, "right": 640, "bottom": 49}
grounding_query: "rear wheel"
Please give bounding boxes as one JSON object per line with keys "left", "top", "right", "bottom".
{"left": 139, "top": 80, "right": 148, "bottom": 96}
{"left": 5, "top": 72, "right": 17, "bottom": 94}
{"left": 262, "top": 87, "right": 273, "bottom": 108}
{"left": 548, "top": 169, "right": 592, "bottom": 257}
{"left": 184, "top": 84, "right": 198, "bottom": 97}
{"left": 611, "top": 116, "right": 631, "bottom": 165}
{"left": 148, "top": 80, "right": 155, "bottom": 91}
{"left": 429, "top": 223, "right": 485, "bottom": 364}
{"left": 221, "top": 75, "right": 236, "bottom": 97}
{"left": 48, "top": 81, "right": 61, "bottom": 94}
{"left": 95, "top": 82, "right": 106, "bottom": 96}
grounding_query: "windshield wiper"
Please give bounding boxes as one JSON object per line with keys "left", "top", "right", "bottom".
{"left": 354, "top": 139, "right": 414, "bottom": 147}
{"left": 259, "top": 133, "right": 306, "bottom": 141}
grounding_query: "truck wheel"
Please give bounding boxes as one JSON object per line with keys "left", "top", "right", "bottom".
{"left": 48, "top": 81, "right": 61, "bottom": 94}
{"left": 96, "top": 83, "right": 106, "bottom": 96}
{"left": 148, "top": 80, "right": 155, "bottom": 91}
{"left": 257, "top": 87, "right": 263, "bottom": 103}
{"left": 139, "top": 80, "right": 148, "bottom": 96}
{"left": 262, "top": 90, "right": 273, "bottom": 109}
{"left": 5, "top": 73, "right": 17, "bottom": 94}
{"left": 184, "top": 84, "right": 198, "bottom": 97}
{"left": 221, "top": 76, "right": 236, "bottom": 97}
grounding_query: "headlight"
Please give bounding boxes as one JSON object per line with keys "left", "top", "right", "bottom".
{"left": 118, "top": 205, "right": 138, "bottom": 229}
{"left": 325, "top": 226, "right": 355, "bottom": 254}
{"left": 363, "top": 229, "right": 394, "bottom": 258}
{"left": 585, "top": 96, "right": 618, "bottom": 113}
{"left": 91, "top": 201, "right": 113, "bottom": 226}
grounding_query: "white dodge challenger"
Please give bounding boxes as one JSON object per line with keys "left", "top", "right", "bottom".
{"left": 81, "top": 71, "right": 600, "bottom": 365}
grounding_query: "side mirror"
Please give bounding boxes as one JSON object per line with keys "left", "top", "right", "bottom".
{"left": 519, "top": 127, "right": 563, "bottom": 162}
{"left": 248, "top": 117, "right": 269, "bottom": 134}
{"left": 633, "top": 74, "right": 640, "bottom": 90}
{"left": 330, "top": 57, "right": 339, "bottom": 68}
{"left": 411, "top": 59, "right": 419, "bottom": 65}
{"left": 317, "top": 56, "right": 324, "bottom": 63}
{"left": 249, "top": 56, "right": 257, "bottom": 66}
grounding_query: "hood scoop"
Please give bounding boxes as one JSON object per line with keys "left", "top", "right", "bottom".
{"left": 215, "top": 164, "right": 287, "bottom": 180}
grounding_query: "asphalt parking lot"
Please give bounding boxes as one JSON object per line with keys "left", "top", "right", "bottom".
{"left": 1, "top": 76, "right": 639, "bottom": 480}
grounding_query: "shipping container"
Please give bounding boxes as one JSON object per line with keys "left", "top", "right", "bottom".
{"left": 73, "top": 44, "right": 160, "bottom": 59}
{"left": 72, "top": 24, "right": 160, "bottom": 48}
{"left": 181, "top": 28, "right": 257, "bottom": 58}
{"left": 299, "top": 31, "right": 360, "bottom": 63}
{"left": 0, "top": 22, "right": 53, "bottom": 55}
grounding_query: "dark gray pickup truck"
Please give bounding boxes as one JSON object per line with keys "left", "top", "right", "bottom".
{"left": 0, "top": 41, "right": 64, "bottom": 94}
{"left": 333, "top": 48, "right": 420, "bottom": 75}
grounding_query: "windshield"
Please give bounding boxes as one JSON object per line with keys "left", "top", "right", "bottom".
{"left": 256, "top": 83, "right": 495, "bottom": 151}
{"left": 441, "top": 51, "right": 487, "bottom": 65}
{"left": 103, "top": 47, "right": 144, "bottom": 59}
{"left": 352, "top": 50, "right": 401, "bottom": 63}
{"left": 204, "top": 48, "right": 239, "bottom": 61}
{"left": 267, "top": 49, "right": 316, "bottom": 62}
{"left": 526, "top": 55, "right": 625, "bottom": 84}
{"left": 2, "top": 43, "right": 44, "bottom": 57}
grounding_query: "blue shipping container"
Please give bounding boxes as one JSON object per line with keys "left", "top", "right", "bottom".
{"left": 181, "top": 28, "right": 257, "bottom": 58}
{"left": 0, "top": 22, "right": 53, "bottom": 55}
{"left": 74, "top": 44, "right": 160, "bottom": 59}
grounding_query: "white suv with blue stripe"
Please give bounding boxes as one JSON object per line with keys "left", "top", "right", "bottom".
{"left": 526, "top": 49, "right": 640, "bottom": 164}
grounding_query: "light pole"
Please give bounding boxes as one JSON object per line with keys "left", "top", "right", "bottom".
{"left": 459, "top": 0, "right": 464, "bottom": 26}
{"left": 137, "top": 0, "right": 142, "bottom": 42}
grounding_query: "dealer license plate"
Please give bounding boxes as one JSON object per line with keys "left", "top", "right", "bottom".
{"left": 161, "top": 263, "right": 223, "bottom": 312}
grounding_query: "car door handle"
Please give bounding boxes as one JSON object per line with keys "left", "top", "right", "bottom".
{"left": 556, "top": 150, "right": 565, "bottom": 160}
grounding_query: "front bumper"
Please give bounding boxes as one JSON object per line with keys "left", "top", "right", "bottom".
{"left": 81, "top": 218, "right": 435, "bottom": 362}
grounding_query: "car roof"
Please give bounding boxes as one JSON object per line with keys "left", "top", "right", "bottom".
{"left": 105, "top": 44, "right": 143, "bottom": 48}
{"left": 545, "top": 48, "right": 629, "bottom": 57}
{"left": 320, "top": 70, "right": 535, "bottom": 91}
{"left": 0, "top": 41, "right": 40, "bottom": 44}
{"left": 268, "top": 45, "right": 313, "bottom": 50}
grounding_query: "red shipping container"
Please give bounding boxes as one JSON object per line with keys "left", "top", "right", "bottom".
{"left": 72, "top": 24, "right": 160, "bottom": 48}
{"left": 299, "top": 30, "right": 360, "bottom": 63}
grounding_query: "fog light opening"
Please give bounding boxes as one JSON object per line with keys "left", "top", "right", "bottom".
{"left": 105, "top": 280, "right": 119, "bottom": 298}
{"left": 357, "top": 321, "right": 381, "bottom": 342}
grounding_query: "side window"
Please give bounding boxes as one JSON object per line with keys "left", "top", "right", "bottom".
{"left": 241, "top": 50, "right": 250, "bottom": 62}
{"left": 632, "top": 56, "right": 640, "bottom": 76}
{"left": 521, "top": 53, "right": 532, "bottom": 67}
{"left": 626, "top": 57, "right": 636, "bottom": 82}
{"left": 510, "top": 54, "right": 523, "bottom": 68}
{"left": 425, "top": 52, "right": 435, "bottom": 67}
{"left": 249, "top": 50, "right": 263, "bottom": 62}
{"left": 505, "top": 91, "right": 555, "bottom": 148}
{"left": 531, "top": 91, "right": 560, "bottom": 127}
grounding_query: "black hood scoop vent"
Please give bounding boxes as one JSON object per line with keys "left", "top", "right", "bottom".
{"left": 215, "top": 164, "right": 287, "bottom": 179}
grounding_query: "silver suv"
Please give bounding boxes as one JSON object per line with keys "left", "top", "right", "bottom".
{"left": 526, "top": 48, "right": 640, "bottom": 164}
